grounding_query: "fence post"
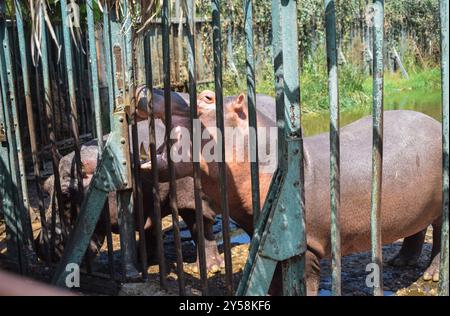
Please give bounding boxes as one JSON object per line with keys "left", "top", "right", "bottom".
{"left": 370, "top": 0, "right": 384, "bottom": 297}
{"left": 439, "top": 0, "right": 449, "bottom": 297}
{"left": 244, "top": 0, "right": 261, "bottom": 227}
{"left": 211, "top": 0, "right": 234, "bottom": 296}
{"left": 325, "top": 0, "right": 341, "bottom": 297}
{"left": 162, "top": 0, "right": 186, "bottom": 295}
{"left": 185, "top": 0, "right": 209, "bottom": 295}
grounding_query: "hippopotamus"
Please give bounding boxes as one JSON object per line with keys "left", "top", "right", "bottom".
{"left": 150, "top": 92, "right": 443, "bottom": 295}
{"left": 37, "top": 89, "right": 224, "bottom": 271}
{"left": 132, "top": 87, "right": 210, "bottom": 122}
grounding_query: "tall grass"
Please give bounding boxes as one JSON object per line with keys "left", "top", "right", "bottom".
{"left": 198, "top": 42, "right": 441, "bottom": 115}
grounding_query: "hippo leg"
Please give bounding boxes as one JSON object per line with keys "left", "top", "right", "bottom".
{"left": 423, "top": 217, "right": 441, "bottom": 282}
{"left": 179, "top": 208, "right": 224, "bottom": 273}
{"left": 305, "top": 250, "right": 321, "bottom": 296}
{"left": 268, "top": 250, "right": 321, "bottom": 296}
{"left": 388, "top": 229, "right": 426, "bottom": 267}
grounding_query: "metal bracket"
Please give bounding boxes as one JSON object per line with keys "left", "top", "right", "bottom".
{"left": 52, "top": 111, "right": 133, "bottom": 287}
{"left": 237, "top": 137, "right": 306, "bottom": 296}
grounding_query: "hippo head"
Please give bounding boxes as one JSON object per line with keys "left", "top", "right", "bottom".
{"left": 35, "top": 146, "right": 101, "bottom": 262}
{"left": 198, "top": 92, "right": 249, "bottom": 128}
{"left": 134, "top": 86, "right": 192, "bottom": 123}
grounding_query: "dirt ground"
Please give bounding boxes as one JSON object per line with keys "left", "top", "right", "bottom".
{"left": 0, "top": 179, "right": 441, "bottom": 296}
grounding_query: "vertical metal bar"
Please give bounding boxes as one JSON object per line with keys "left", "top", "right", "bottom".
{"left": 370, "top": 0, "right": 384, "bottom": 297}
{"left": 15, "top": 0, "right": 51, "bottom": 264}
{"left": 100, "top": 2, "right": 117, "bottom": 280}
{"left": 271, "top": 0, "right": 286, "bottom": 170}
{"left": 87, "top": 0, "right": 104, "bottom": 150}
{"left": 59, "top": 0, "right": 84, "bottom": 213}
{"left": 279, "top": 0, "right": 306, "bottom": 296}
{"left": 40, "top": 6, "right": 68, "bottom": 242}
{"left": 185, "top": 0, "right": 208, "bottom": 295}
{"left": 103, "top": 4, "right": 115, "bottom": 127}
{"left": 87, "top": 0, "right": 115, "bottom": 279}
{"left": 162, "top": 0, "right": 186, "bottom": 295}
{"left": 244, "top": 0, "right": 261, "bottom": 227}
{"left": 128, "top": 6, "right": 148, "bottom": 280}
{"left": 105, "top": 3, "right": 140, "bottom": 280}
{"left": 439, "top": 0, "right": 449, "bottom": 297}
{"left": 0, "top": 5, "right": 34, "bottom": 270}
{"left": 325, "top": 0, "right": 341, "bottom": 296}
{"left": 211, "top": 0, "right": 234, "bottom": 296}
{"left": 143, "top": 31, "right": 167, "bottom": 290}
{"left": 0, "top": 72, "right": 22, "bottom": 271}
{"left": 74, "top": 46, "right": 85, "bottom": 136}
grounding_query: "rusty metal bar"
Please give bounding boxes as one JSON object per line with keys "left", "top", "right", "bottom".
{"left": 325, "top": 0, "right": 341, "bottom": 296}
{"left": 143, "top": 30, "right": 167, "bottom": 290}
{"left": 370, "top": 0, "right": 384, "bottom": 297}
{"left": 185, "top": 0, "right": 208, "bottom": 295}
{"left": 211, "top": 0, "right": 234, "bottom": 295}
{"left": 439, "top": 0, "right": 449, "bottom": 297}
{"left": 162, "top": 0, "right": 186, "bottom": 295}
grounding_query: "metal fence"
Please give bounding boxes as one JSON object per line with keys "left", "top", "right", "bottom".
{"left": 0, "top": 0, "right": 448, "bottom": 296}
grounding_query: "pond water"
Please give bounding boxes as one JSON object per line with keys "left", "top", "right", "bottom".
{"left": 302, "top": 90, "right": 442, "bottom": 137}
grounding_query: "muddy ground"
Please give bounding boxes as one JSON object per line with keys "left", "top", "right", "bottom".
{"left": 0, "top": 179, "right": 440, "bottom": 296}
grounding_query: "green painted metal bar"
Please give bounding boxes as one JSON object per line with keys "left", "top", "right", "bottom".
{"left": 103, "top": 4, "right": 115, "bottom": 128}
{"left": 237, "top": 0, "right": 285, "bottom": 295}
{"left": 237, "top": 0, "right": 306, "bottom": 296}
{"left": 15, "top": 0, "right": 50, "bottom": 264}
{"left": 52, "top": 111, "right": 132, "bottom": 286}
{"left": 279, "top": 0, "right": 306, "bottom": 296}
{"left": 324, "top": 0, "right": 341, "bottom": 296}
{"left": 162, "top": 0, "right": 186, "bottom": 295}
{"left": 244, "top": 0, "right": 261, "bottom": 227}
{"left": 143, "top": 31, "right": 167, "bottom": 289}
{"left": 370, "top": 0, "right": 384, "bottom": 297}
{"left": 87, "top": 0, "right": 115, "bottom": 279}
{"left": 106, "top": 4, "right": 140, "bottom": 281}
{"left": 59, "top": 0, "right": 84, "bottom": 213}
{"left": 0, "top": 77, "right": 22, "bottom": 271}
{"left": 127, "top": 1, "right": 148, "bottom": 280}
{"left": 74, "top": 45, "right": 86, "bottom": 136}
{"left": 236, "top": 169, "right": 282, "bottom": 295}
{"left": 185, "top": 0, "right": 208, "bottom": 295}
{"left": 211, "top": 0, "right": 234, "bottom": 296}
{"left": 271, "top": 0, "right": 286, "bottom": 171}
{"left": 0, "top": 4, "right": 34, "bottom": 271}
{"left": 439, "top": 0, "right": 449, "bottom": 297}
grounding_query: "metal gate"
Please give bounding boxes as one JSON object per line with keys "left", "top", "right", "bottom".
{"left": 0, "top": 0, "right": 448, "bottom": 296}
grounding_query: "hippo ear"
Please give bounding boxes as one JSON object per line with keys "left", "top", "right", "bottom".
{"left": 232, "top": 93, "right": 247, "bottom": 119}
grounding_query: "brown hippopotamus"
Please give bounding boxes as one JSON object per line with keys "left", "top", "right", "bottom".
{"left": 150, "top": 92, "right": 443, "bottom": 295}
{"left": 37, "top": 89, "right": 224, "bottom": 272}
